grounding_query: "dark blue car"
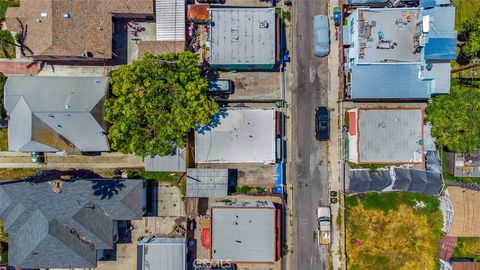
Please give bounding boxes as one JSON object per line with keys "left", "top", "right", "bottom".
{"left": 315, "top": 106, "right": 329, "bottom": 141}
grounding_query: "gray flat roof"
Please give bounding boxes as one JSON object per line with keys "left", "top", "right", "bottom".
{"left": 355, "top": 8, "right": 421, "bottom": 63}
{"left": 211, "top": 202, "right": 276, "bottom": 263}
{"left": 209, "top": 7, "right": 276, "bottom": 66}
{"left": 186, "top": 168, "right": 228, "bottom": 198}
{"left": 137, "top": 237, "right": 186, "bottom": 270}
{"left": 195, "top": 108, "right": 276, "bottom": 164}
{"left": 357, "top": 108, "right": 423, "bottom": 163}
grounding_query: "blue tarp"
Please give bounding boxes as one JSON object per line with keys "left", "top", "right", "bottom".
{"left": 423, "top": 6, "right": 457, "bottom": 60}
{"left": 350, "top": 64, "right": 432, "bottom": 99}
{"left": 420, "top": 0, "right": 450, "bottom": 7}
{"left": 275, "top": 163, "right": 285, "bottom": 194}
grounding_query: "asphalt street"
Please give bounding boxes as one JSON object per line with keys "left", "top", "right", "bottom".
{"left": 290, "top": 0, "right": 330, "bottom": 269}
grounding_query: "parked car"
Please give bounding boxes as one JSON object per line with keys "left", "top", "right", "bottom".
{"left": 317, "top": 206, "right": 332, "bottom": 245}
{"left": 207, "top": 79, "right": 235, "bottom": 96}
{"left": 313, "top": 15, "right": 330, "bottom": 57}
{"left": 315, "top": 106, "right": 329, "bottom": 141}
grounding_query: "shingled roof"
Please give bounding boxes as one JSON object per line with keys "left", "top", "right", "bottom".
{"left": 5, "top": 0, "right": 154, "bottom": 60}
{"left": 4, "top": 76, "right": 110, "bottom": 153}
{"left": 0, "top": 178, "right": 146, "bottom": 269}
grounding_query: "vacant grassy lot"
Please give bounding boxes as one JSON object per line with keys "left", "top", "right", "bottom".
{"left": 346, "top": 192, "right": 444, "bottom": 270}
{"left": 452, "top": 237, "right": 480, "bottom": 261}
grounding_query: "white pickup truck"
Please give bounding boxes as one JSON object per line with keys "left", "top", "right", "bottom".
{"left": 317, "top": 206, "right": 331, "bottom": 245}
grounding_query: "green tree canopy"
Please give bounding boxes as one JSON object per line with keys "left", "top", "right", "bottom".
{"left": 426, "top": 81, "right": 480, "bottom": 153}
{"left": 105, "top": 51, "right": 218, "bottom": 157}
{"left": 460, "top": 9, "right": 480, "bottom": 58}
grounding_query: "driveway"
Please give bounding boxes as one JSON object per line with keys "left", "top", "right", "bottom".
{"left": 289, "top": 0, "right": 330, "bottom": 269}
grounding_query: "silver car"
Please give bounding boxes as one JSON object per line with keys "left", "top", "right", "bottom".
{"left": 313, "top": 15, "right": 330, "bottom": 57}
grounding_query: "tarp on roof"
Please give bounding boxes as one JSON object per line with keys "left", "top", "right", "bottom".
{"left": 348, "top": 170, "right": 392, "bottom": 192}
{"left": 423, "top": 7, "right": 457, "bottom": 60}
{"left": 426, "top": 150, "right": 442, "bottom": 173}
{"left": 420, "top": 0, "right": 451, "bottom": 8}
{"left": 187, "top": 4, "right": 209, "bottom": 20}
{"left": 392, "top": 167, "right": 442, "bottom": 195}
{"left": 350, "top": 64, "right": 432, "bottom": 99}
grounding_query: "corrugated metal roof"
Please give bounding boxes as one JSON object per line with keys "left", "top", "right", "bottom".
{"left": 211, "top": 202, "right": 276, "bottom": 263}
{"left": 137, "top": 237, "right": 186, "bottom": 270}
{"left": 350, "top": 64, "right": 432, "bottom": 99}
{"left": 209, "top": 7, "right": 276, "bottom": 67}
{"left": 144, "top": 148, "right": 186, "bottom": 172}
{"left": 195, "top": 108, "right": 276, "bottom": 164}
{"left": 156, "top": 0, "right": 185, "bottom": 41}
{"left": 186, "top": 168, "right": 228, "bottom": 198}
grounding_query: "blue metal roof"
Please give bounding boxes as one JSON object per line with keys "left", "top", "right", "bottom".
{"left": 350, "top": 64, "right": 432, "bottom": 99}
{"left": 420, "top": 0, "right": 451, "bottom": 7}
{"left": 423, "top": 6, "right": 457, "bottom": 60}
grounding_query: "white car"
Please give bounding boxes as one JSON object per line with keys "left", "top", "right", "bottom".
{"left": 313, "top": 15, "right": 331, "bottom": 57}
{"left": 317, "top": 205, "right": 331, "bottom": 245}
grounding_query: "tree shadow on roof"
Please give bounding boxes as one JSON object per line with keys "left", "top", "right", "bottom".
{"left": 91, "top": 180, "right": 126, "bottom": 200}
{"left": 195, "top": 109, "right": 228, "bottom": 134}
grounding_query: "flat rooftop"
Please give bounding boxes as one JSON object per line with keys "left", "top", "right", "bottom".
{"left": 356, "top": 108, "right": 424, "bottom": 163}
{"left": 209, "top": 7, "right": 276, "bottom": 66}
{"left": 211, "top": 202, "right": 276, "bottom": 263}
{"left": 355, "top": 9, "right": 421, "bottom": 63}
{"left": 195, "top": 108, "right": 276, "bottom": 164}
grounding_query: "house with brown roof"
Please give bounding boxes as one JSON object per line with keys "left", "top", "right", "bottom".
{"left": 6, "top": 0, "right": 154, "bottom": 63}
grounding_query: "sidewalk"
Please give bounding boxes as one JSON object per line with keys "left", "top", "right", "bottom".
{"left": 0, "top": 152, "right": 144, "bottom": 169}
{"left": 327, "top": 0, "right": 345, "bottom": 269}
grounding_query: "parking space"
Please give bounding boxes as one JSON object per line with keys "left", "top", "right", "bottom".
{"left": 196, "top": 163, "right": 278, "bottom": 188}
{"left": 219, "top": 71, "right": 281, "bottom": 100}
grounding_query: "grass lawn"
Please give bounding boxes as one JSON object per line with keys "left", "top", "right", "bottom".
{"left": 452, "top": 237, "right": 480, "bottom": 261}
{"left": 0, "top": 220, "right": 6, "bottom": 264}
{"left": 0, "top": 0, "right": 18, "bottom": 21}
{"left": 0, "top": 30, "right": 15, "bottom": 59}
{"left": 0, "top": 128, "right": 6, "bottom": 151}
{"left": 347, "top": 162, "right": 395, "bottom": 171}
{"left": 452, "top": 0, "right": 480, "bottom": 31}
{"left": 0, "top": 168, "right": 41, "bottom": 180}
{"left": 127, "top": 170, "right": 180, "bottom": 183}
{"left": 345, "top": 192, "right": 444, "bottom": 270}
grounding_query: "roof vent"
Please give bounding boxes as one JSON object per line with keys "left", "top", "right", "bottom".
{"left": 64, "top": 12, "right": 71, "bottom": 19}
{"left": 259, "top": 20, "right": 269, "bottom": 28}
{"left": 65, "top": 104, "right": 71, "bottom": 109}
{"left": 82, "top": 51, "right": 93, "bottom": 58}
{"left": 40, "top": 13, "right": 47, "bottom": 18}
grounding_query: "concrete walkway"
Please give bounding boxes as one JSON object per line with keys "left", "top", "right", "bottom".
{"left": 327, "top": 0, "right": 346, "bottom": 269}
{"left": 0, "top": 152, "right": 144, "bottom": 169}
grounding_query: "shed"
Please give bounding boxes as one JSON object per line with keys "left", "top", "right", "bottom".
{"left": 209, "top": 7, "right": 276, "bottom": 70}
{"left": 156, "top": 0, "right": 186, "bottom": 41}
{"left": 144, "top": 148, "right": 187, "bottom": 172}
{"left": 186, "top": 168, "right": 229, "bottom": 198}
{"left": 137, "top": 237, "right": 186, "bottom": 270}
